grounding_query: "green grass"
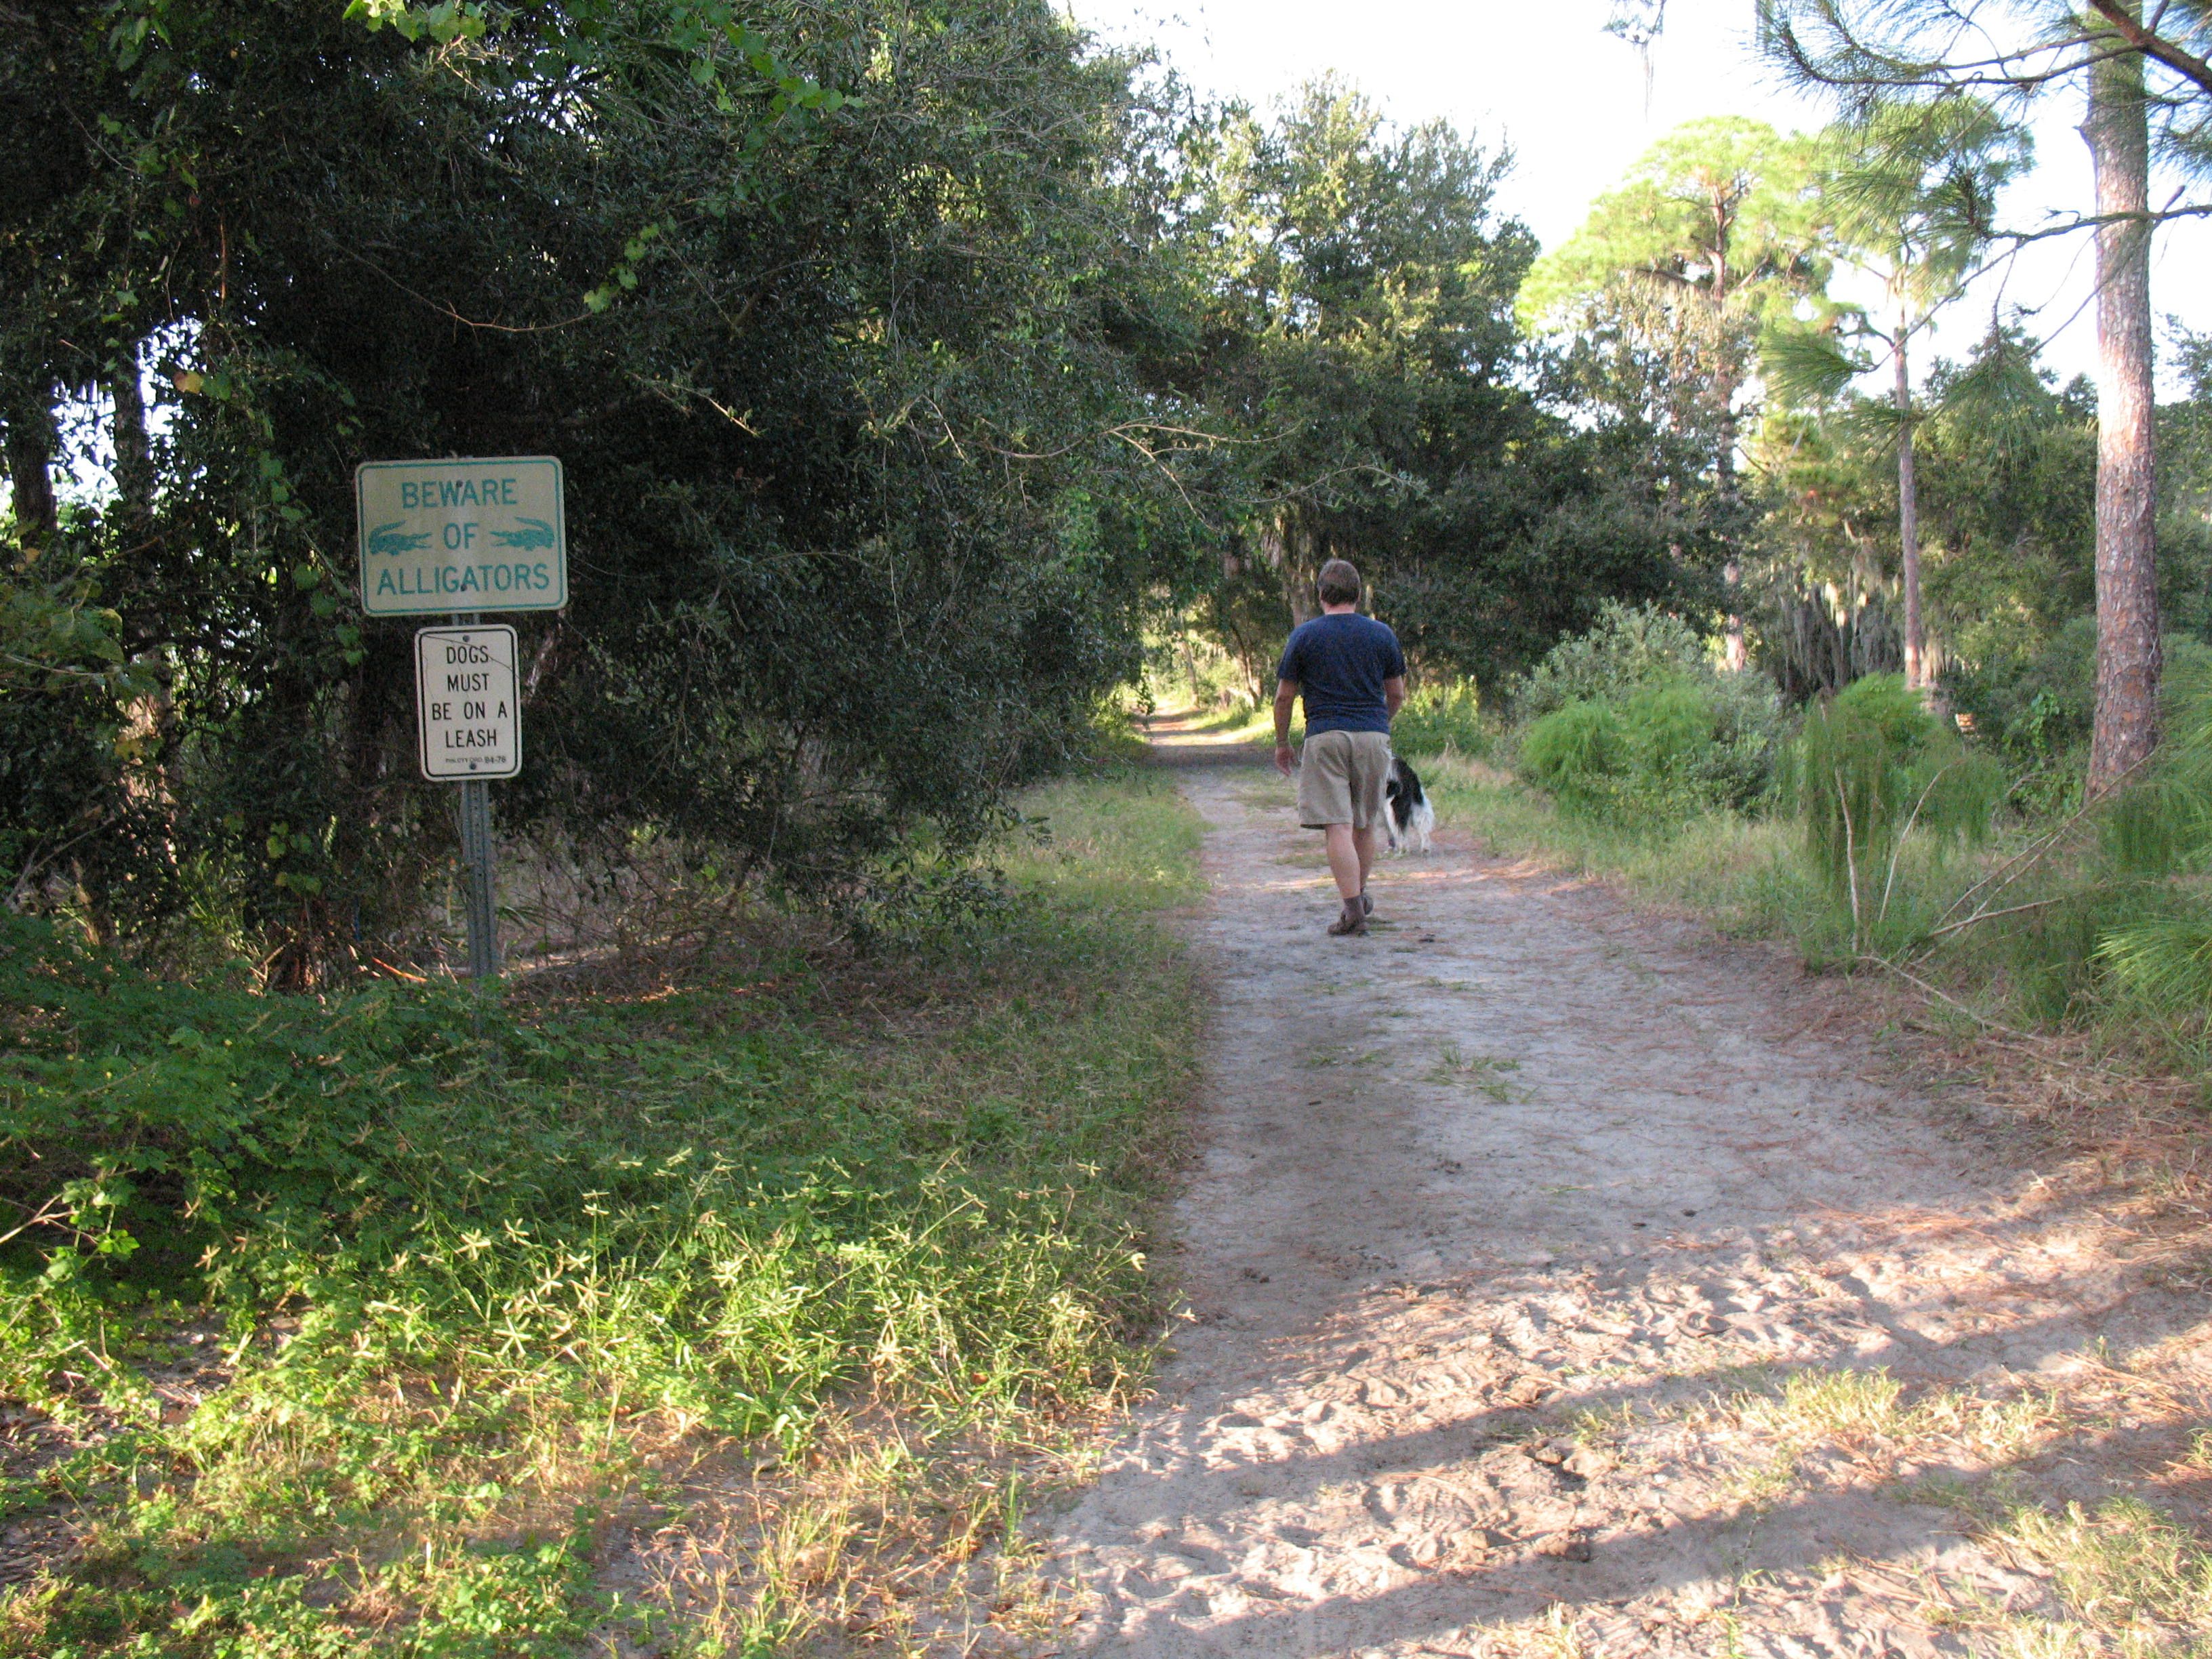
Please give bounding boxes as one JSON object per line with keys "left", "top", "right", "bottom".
{"left": 1005, "top": 764, "right": 1207, "bottom": 911}
{"left": 0, "top": 765, "right": 1206, "bottom": 1657}
{"left": 1992, "top": 1497, "right": 2212, "bottom": 1656}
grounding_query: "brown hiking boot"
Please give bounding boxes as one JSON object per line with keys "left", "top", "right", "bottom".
{"left": 1328, "top": 904, "right": 1368, "bottom": 937}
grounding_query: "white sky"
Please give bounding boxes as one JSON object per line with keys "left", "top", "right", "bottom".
{"left": 1065, "top": 0, "right": 2212, "bottom": 395}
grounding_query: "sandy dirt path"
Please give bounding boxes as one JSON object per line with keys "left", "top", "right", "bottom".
{"left": 1028, "top": 754, "right": 2210, "bottom": 1658}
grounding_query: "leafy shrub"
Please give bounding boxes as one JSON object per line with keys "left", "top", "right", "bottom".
{"left": 2095, "top": 914, "right": 2212, "bottom": 1010}
{"left": 1514, "top": 600, "right": 1712, "bottom": 719}
{"left": 1703, "top": 678, "right": 1795, "bottom": 809}
{"left": 0, "top": 769, "right": 1205, "bottom": 1659}
{"left": 1945, "top": 614, "right": 2097, "bottom": 759}
{"left": 0, "top": 867, "right": 1189, "bottom": 1433}
{"left": 1839, "top": 671, "right": 1938, "bottom": 749}
{"left": 1623, "top": 682, "right": 1714, "bottom": 772}
{"left": 2100, "top": 642, "right": 2212, "bottom": 875}
{"left": 0, "top": 914, "right": 501, "bottom": 1277}
{"left": 1943, "top": 615, "right": 2096, "bottom": 811}
{"left": 1885, "top": 646, "right": 2212, "bottom": 1028}
{"left": 1391, "top": 678, "right": 1488, "bottom": 758}
{"left": 1512, "top": 602, "right": 1788, "bottom": 819}
{"left": 1519, "top": 679, "right": 1771, "bottom": 823}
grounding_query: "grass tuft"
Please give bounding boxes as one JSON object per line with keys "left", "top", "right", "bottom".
{"left": 1994, "top": 1497, "right": 2212, "bottom": 1658}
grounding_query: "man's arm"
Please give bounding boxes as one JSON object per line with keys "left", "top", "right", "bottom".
{"left": 1273, "top": 678, "right": 1299, "bottom": 777}
{"left": 1384, "top": 675, "right": 1406, "bottom": 720}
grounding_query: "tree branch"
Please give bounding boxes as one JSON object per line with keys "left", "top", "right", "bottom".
{"left": 2089, "top": 0, "right": 2212, "bottom": 100}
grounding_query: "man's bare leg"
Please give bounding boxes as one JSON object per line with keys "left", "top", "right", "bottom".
{"left": 1324, "top": 823, "right": 1363, "bottom": 904}
{"left": 1324, "top": 824, "right": 1380, "bottom": 901}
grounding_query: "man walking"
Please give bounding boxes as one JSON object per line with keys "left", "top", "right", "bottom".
{"left": 1273, "top": 558, "right": 1406, "bottom": 937}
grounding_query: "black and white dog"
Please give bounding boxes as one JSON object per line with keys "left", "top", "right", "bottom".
{"left": 1382, "top": 755, "right": 1435, "bottom": 854}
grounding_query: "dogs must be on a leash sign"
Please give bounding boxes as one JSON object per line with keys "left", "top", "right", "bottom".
{"left": 415, "top": 626, "right": 522, "bottom": 780}
{"left": 356, "top": 456, "right": 567, "bottom": 615}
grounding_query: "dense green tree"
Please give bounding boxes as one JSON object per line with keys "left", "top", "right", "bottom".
{"left": 0, "top": 0, "right": 1202, "bottom": 979}
{"left": 1747, "top": 407, "right": 1907, "bottom": 697}
{"left": 1756, "top": 326, "right": 2102, "bottom": 720}
{"left": 1158, "top": 83, "right": 1700, "bottom": 687}
{"left": 1918, "top": 344, "right": 2100, "bottom": 647}
{"left": 2158, "top": 327, "right": 2212, "bottom": 641}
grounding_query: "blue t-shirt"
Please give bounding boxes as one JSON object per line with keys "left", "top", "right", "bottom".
{"left": 1276, "top": 612, "right": 1406, "bottom": 735}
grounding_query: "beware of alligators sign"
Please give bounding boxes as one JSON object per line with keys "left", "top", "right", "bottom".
{"left": 355, "top": 457, "right": 567, "bottom": 615}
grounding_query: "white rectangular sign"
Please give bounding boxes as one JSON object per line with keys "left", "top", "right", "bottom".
{"left": 415, "top": 626, "right": 522, "bottom": 780}
{"left": 357, "top": 456, "right": 567, "bottom": 616}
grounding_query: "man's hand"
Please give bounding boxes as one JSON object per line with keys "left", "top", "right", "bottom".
{"left": 1274, "top": 741, "right": 1294, "bottom": 778}
{"left": 1273, "top": 676, "right": 1300, "bottom": 777}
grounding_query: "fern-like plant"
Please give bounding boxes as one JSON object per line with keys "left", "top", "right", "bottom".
{"left": 2091, "top": 641, "right": 2212, "bottom": 1011}
{"left": 1797, "top": 674, "right": 2003, "bottom": 951}
{"left": 1520, "top": 699, "right": 1622, "bottom": 817}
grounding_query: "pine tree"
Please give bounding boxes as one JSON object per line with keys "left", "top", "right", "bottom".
{"left": 1759, "top": 0, "right": 2212, "bottom": 789}
{"left": 1521, "top": 117, "right": 1831, "bottom": 668}
{"left": 1763, "top": 100, "right": 2028, "bottom": 692}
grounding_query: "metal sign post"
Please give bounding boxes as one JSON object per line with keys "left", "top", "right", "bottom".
{"left": 455, "top": 771, "right": 500, "bottom": 982}
{"left": 359, "top": 455, "right": 563, "bottom": 987}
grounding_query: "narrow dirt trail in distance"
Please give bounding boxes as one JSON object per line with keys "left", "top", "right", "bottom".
{"left": 1028, "top": 750, "right": 2211, "bottom": 1658}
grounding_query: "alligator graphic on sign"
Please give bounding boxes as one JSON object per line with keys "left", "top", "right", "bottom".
{"left": 367, "top": 522, "right": 433, "bottom": 558}
{"left": 489, "top": 517, "right": 558, "bottom": 552}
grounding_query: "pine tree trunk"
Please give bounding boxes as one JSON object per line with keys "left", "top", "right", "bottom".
{"left": 1711, "top": 207, "right": 1747, "bottom": 671}
{"left": 2084, "top": 20, "right": 2160, "bottom": 793}
{"left": 1895, "top": 319, "right": 1925, "bottom": 693}
{"left": 1715, "top": 397, "right": 1747, "bottom": 672}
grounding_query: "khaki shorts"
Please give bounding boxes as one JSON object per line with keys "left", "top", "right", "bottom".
{"left": 1296, "top": 729, "right": 1393, "bottom": 828}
